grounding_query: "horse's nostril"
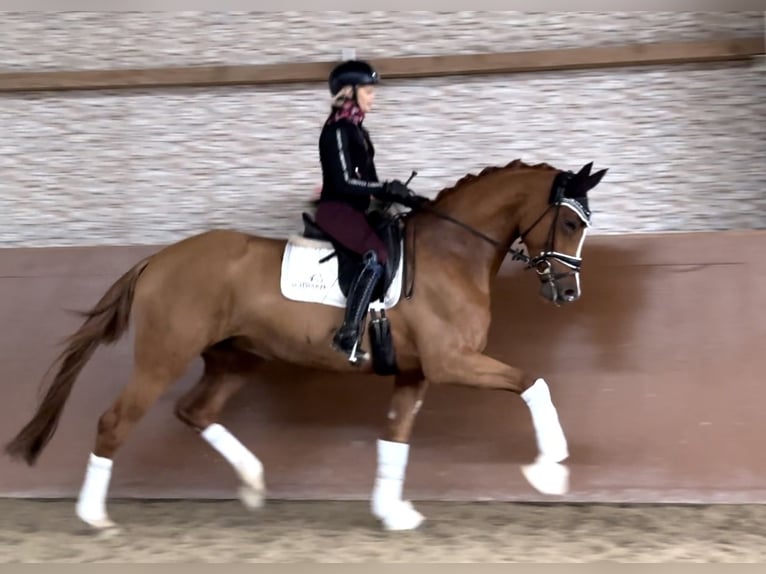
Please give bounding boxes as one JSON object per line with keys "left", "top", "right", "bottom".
{"left": 563, "top": 288, "right": 577, "bottom": 299}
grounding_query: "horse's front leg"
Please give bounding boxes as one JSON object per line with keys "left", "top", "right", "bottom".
{"left": 372, "top": 370, "right": 429, "bottom": 531}
{"left": 424, "top": 351, "right": 570, "bottom": 496}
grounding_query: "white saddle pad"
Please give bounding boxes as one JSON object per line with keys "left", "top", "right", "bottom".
{"left": 280, "top": 235, "right": 404, "bottom": 309}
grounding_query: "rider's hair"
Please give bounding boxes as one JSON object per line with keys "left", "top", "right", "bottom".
{"left": 331, "top": 85, "right": 354, "bottom": 107}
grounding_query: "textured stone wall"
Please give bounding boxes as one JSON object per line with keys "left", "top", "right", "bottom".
{"left": 0, "top": 12, "right": 764, "bottom": 247}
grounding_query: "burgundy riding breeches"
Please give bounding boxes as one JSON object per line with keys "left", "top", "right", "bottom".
{"left": 314, "top": 200, "right": 389, "bottom": 265}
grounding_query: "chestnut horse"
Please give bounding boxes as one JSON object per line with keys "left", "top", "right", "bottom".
{"left": 5, "top": 158, "right": 606, "bottom": 532}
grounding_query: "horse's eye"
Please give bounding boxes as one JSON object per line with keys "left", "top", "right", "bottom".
{"left": 564, "top": 219, "right": 578, "bottom": 232}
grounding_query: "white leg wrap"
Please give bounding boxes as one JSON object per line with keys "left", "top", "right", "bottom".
{"left": 75, "top": 453, "right": 115, "bottom": 529}
{"left": 521, "top": 378, "right": 569, "bottom": 462}
{"left": 372, "top": 439, "right": 409, "bottom": 513}
{"left": 520, "top": 378, "right": 570, "bottom": 496}
{"left": 371, "top": 439, "right": 425, "bottom": 531}
{"left": 201, "top": 423, "right": 265, "bottom": 499}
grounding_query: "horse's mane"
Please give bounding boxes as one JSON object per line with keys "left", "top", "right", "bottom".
{"left": 433, "top": 158, "right": 558, "bottom": 202}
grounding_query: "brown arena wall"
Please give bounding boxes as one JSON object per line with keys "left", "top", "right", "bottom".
{"left": 2, "top": 230, "right": 765, "bottom": 503}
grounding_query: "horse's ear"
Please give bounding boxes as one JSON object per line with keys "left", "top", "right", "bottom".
{"left": 577, "top": 162, "right": 593, "bottom": 178}
{"left": 584, "top": 168, "right": 608, "bottom": 191}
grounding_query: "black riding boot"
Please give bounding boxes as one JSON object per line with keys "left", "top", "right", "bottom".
{"left": 332, "top": 251, "right": 384, "bottom": 364}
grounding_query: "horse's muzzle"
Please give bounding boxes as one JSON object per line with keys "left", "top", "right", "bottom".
{"left": 538, "top": 272, "right": 581, "bottom": 305}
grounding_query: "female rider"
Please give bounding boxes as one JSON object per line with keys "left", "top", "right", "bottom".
{"left": 314, "top": 59, "right": 411, "bottom": 362}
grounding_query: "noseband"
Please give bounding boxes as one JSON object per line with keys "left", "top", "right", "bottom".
{"left": 516, "top": 207, "right": 590, "bottom": 286}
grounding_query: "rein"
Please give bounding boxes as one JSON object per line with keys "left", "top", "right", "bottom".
{"left": 408, "top": 202, "right": 539, "bottom": 262}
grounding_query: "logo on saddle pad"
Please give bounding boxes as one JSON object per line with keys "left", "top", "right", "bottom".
{"left": 280, "top": 236, "right": 404, "bottom": 309}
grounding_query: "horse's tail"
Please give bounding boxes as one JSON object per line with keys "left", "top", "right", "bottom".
{"left": 4, "top": 255, "right": 153, "bottom": 466}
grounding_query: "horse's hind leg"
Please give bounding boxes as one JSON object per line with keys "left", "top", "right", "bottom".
{"left": 372, "top": 371, "right": 429, "bottom": 531}
{"left": 76, "top": 354, "right": 194, "bottom": 530}
{"left": 175, "top": 343, "right": 266, "bottom": 510}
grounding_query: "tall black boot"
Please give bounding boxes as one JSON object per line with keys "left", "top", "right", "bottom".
{"left": 332, "top": 251, "right": 383, "bottom": 364}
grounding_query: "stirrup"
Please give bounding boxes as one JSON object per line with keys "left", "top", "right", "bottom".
{"left": 331, "top": 330, "right": 370, "bottom": 364}
{"left": 347, "top": 339, "right": 370, "bottom": 365}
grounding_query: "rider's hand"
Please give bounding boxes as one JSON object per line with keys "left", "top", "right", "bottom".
{"left": 383, "top": 179, "right": 412, "bottom": 200}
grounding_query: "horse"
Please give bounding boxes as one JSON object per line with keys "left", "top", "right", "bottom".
{"left": 4, "top": 158, "right": 607, "bottom": 532}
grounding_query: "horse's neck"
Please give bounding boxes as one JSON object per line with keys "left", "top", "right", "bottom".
{"left": 415, "top": 172, "right": 536, "bottom": 282}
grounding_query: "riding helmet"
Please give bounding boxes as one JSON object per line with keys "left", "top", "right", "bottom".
{"left": 328, "top": 59, "right": 379, "bottom": 95}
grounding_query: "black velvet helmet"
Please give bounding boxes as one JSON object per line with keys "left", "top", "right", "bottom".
{"left": 328, "top": 60, "right": 379, "bottom": 95}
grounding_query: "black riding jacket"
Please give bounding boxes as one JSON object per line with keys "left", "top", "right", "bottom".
{"left": 318, "top": 116, "right": 384, "bottom": 212}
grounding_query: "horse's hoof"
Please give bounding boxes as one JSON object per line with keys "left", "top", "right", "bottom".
{"left": 521, "top": 459, "right": 570, "bottom": 496}
{"left": 238, "top": 484, "right": 265, "bottom": 510}
{"left": 84, "top": 517, "right": 116, "bottom": 529}
{"left": 78, "top": 514, "right": 120, "bottom": 534}
{"left": 93, "top": 524, "right": 122, "bottom": 538}
{"left": 76, "top": 503, "right": 117, "bottom": 531}
{"left": 374, "top": 500, "right": 426, "bottom": 531}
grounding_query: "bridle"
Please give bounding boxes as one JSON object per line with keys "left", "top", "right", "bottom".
{"left": 397, "top": 170, "right": 592, "bottom": 299}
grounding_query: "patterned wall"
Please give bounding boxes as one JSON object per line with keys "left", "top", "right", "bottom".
{"left": 0, "top": 12, "right": 764, "bottom": 247}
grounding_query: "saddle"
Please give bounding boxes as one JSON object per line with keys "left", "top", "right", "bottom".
{"left": 301, "top": 210, "right": 404, "bottom": 302}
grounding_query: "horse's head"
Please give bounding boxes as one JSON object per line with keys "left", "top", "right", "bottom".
{"left": 413, "top": 159, "right": 607, "bottom": 306}
{"left": 516, "top": 162, "right": 607, "bottom": 305}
